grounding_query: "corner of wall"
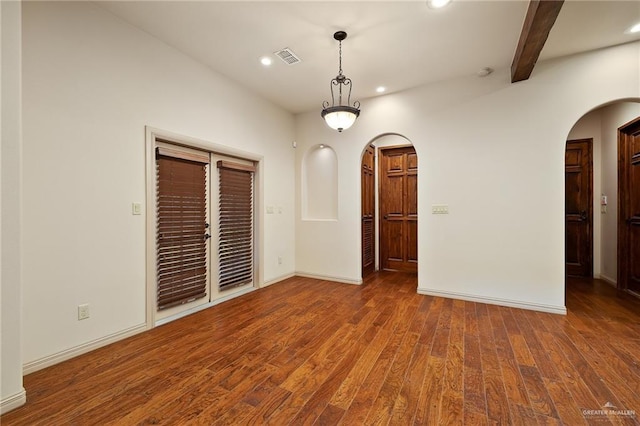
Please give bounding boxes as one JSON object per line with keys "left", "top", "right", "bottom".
{"left": 1, "top": 0, "right": 26, "bottom": 414}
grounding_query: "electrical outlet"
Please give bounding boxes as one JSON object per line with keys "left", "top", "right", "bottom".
{"left": 278, "top": 256, "right": 283, "bottom": 265}
{"left": 78, "top": 304, "right": 90, "bottom": 320}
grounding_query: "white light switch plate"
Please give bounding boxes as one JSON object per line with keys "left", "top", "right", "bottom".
{"left": 432, "top": 204, "right": 449, "bottom": 214}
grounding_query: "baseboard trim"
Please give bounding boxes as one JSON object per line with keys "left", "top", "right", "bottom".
{"left": 417, "top": 288, "right": 567, "bottom": 315}
{"left": 598, "top": 274, "right": 617, "bottom": 286}
{"left": 263, "top": 272, "right": 296, "bottom": 287}
{"left": 23, "top": 323, "right": 148, "bottom": 375}
{"left": 295, "top": 272, "right": 362, "bottom": 285}
{"left": 1, "top": 388, "right": 26, "bottom": 415}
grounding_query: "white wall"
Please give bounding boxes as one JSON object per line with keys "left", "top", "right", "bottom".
{"left": 20, "top": 1, "right": 295, "bottom": 369}
{"left": 569, "top": 102, "right": 640, "bottom": 284}
{"left": 295, "top": 41, "right": 640, "bottom": 314}
{"left": 1, "top": 0, "right": 26, "bottom": 413}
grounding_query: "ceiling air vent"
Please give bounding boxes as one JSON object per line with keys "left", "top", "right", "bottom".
{"left": 274, "top": 48, "right": 301, "bottom": 65}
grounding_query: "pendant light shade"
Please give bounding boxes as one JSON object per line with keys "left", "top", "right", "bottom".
{"left": 321, "top": 105, "right": 359, "bottom": 132}
{"left": 321, "top": 31, "right": 360, "bottom": 132}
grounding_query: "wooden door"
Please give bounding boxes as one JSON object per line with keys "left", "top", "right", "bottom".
{"left": 379, "top": 146, "right": 418, "bottom": 272}
{"left": 361, "top": 145, "right": 375, "bottom": 277}
{"left": 618, "top": 117, "right": 640, "bottom": 294}
{"left": 565, "top": 139, "right": 593, "bottom": 277}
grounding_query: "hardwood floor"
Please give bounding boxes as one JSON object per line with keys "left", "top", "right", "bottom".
{"left": 3, "top": 273, "right": 640, "bottom": 425}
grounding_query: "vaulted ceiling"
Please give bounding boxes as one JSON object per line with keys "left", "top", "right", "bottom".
{"left": 97, "top": 1, "right": 640, "bottom": 114}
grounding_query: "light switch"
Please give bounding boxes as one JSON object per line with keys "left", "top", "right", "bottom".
{"left": 432, "top": 204, "right": 449, "bottom": 214}
{"left": 132, "top": 203, "right": 142, "bottom": 215}
{"left": 266, "top": 206, "right": 274, "bottom": 214}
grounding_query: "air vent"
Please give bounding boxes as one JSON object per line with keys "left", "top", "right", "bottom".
{"left": 274, "top": 48, "right": 301, "bottom": 65}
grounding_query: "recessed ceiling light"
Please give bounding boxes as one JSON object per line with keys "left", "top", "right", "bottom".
{"left": 626, "top": 22, "right": 640, "bottom": 34}
{"left": 427, "top": 0, "right": 452, "bottom": 9}
{"left": 260, "top": 56, "right": 272, "bottom": 66}
{"left": 376, "top": 86, "right": 386, "bottom": 93}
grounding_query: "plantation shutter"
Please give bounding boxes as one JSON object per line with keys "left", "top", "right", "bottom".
{"left": 217, "top": 160, "right": 255, "bottom": 290}
{"left": 156, "top": 147, "right": 209, "bottom": 310}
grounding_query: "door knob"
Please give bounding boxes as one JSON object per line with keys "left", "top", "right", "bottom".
{"left": 580, "top": 210, "right": 587, "bottom": 221}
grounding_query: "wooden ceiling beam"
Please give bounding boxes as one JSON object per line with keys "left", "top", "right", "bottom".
{"left": 511, "top": 0, "right": 564, "bottom": 83}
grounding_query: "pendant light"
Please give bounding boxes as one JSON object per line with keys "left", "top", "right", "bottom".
{"left": 321, "top": 31, "right": 360, "bottom": 132}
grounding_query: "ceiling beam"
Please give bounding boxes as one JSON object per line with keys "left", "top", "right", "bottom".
{"left": 511, "top": 0, "right": 564, "bottom": 83}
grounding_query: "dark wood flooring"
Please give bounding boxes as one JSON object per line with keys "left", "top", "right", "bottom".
{"left": 2, "top": 272, "right": 640, "bottom": 425}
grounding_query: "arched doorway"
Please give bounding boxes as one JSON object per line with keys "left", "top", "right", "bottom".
{"left": 360, "top": 134, "right": 417, "bottom": 278}
{"left": 565, "top": 99, "right": 640, "bottom": 296}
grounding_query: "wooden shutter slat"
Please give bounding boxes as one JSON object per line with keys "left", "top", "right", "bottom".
{"left": 156, "top": 153, "right": 208, "bottom": 310}
{"left": 158, "top": 273, "right": 206, "bottom": 288}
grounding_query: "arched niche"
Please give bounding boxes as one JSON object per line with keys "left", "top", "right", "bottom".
{"left": 302, "top": 144, "right": 338, "bottom": 220}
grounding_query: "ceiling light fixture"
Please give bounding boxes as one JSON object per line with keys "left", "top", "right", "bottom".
{"left": 376, "top": 86, "right": 386, "bottom": 93}
{"left": 626, "top": 22, "right": 640, "bottom": 34}
{"left": 321, "top": 31, "right": 360, "bottom": 132}
{"left": 260, "top": 56, "right": 272, "bottom": 66}
{"left": 477, "top": 67, "right": 494, "bottom": 77}
{"left": 427, "top": 0, "right": 452, "bottom": 9}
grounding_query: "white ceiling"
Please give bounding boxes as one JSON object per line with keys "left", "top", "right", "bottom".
{"left": 97, "top": 0, "right": 640, "bottom": 114}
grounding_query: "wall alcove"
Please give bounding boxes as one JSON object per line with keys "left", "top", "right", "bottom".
{"left": 302, "top": 144, "right": 338, "bottom": 220}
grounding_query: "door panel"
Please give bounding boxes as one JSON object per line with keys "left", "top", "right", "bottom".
{"left": 386, "top": 221, "right": 404, "bottom": 260}
{"left": 209, "top": 153, "right": 256, "bottom": 300}
{"left": 386, "top": 176, "right": 404, "bottom": 215}
{"left": 380, "top": 146, "right": 418, "bottom": 272}
{"left": 361, "top": 145, "right": 375, "bottom": 277}
{"left": 565, "top": 139, "right": 592, "bottom": 278}
{"left": 407, "top": 152, "right": 418, "bottom": 171}
{"left": 407, "top": 174, "right": 418, "bottom": 216}
{"left": 155, "top": 144, "right": 211, "bottom": 321}
{"left": 619, "top": 117, "right": 640, "bottom": 294}
{"left": 407, "top": 221, "right": 418, "bottom": 263}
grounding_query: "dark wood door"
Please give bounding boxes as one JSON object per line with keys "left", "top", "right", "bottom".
{"left": 618, "top": 116, "right": 640, "bottom": 294}
{"left": 565, "top": 139, "right": 593, "bottom": 278}
{"left": 379, "top": 146, "right": 417, "bottom": 272}
{"left": 361, "top": 145, "right": 375, "bottom": 277}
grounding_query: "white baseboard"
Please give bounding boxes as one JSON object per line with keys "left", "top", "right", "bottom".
{"left": 295, "top": 271, "right": 362, "bottom": 285}
{"left": 0, "top": 388, "right": 26, "bottom": 415}
{"left": 598, "top": 274, "right": 617, "bottom": 286}
{"left": 417, "top": 288, "right": 567, "bottom": 315}
{"left": 263, "top": 272, "right": 295, "bottom": 287}
{"left": 23, "top": 323, "right": 148, "bottom": 375}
